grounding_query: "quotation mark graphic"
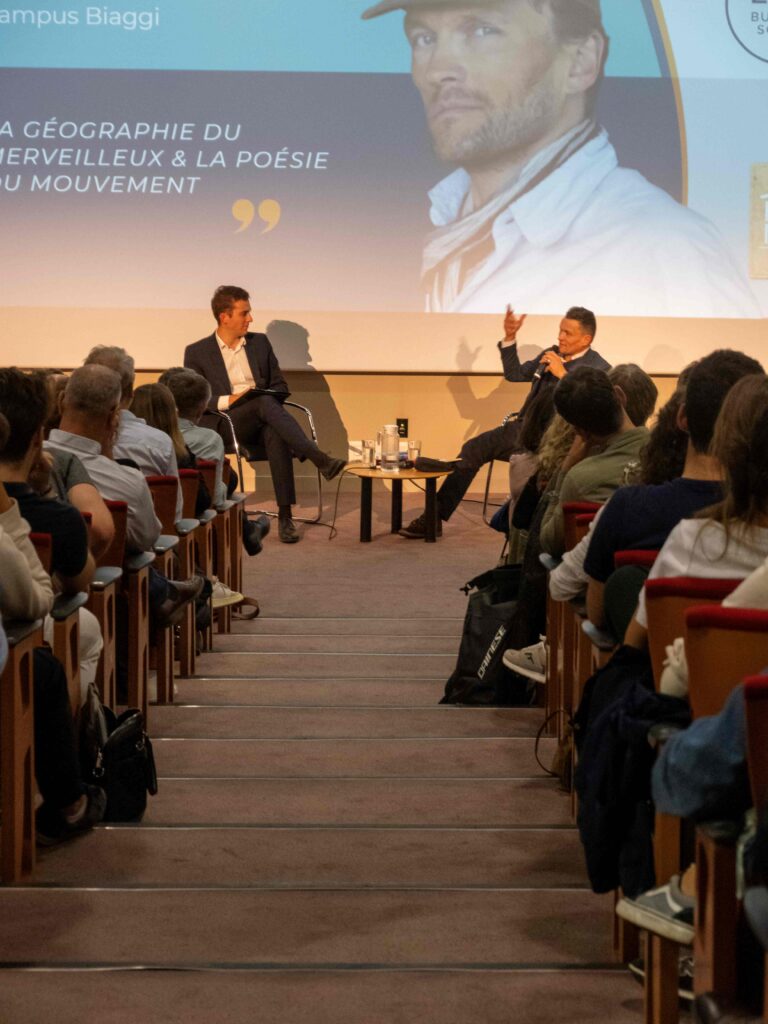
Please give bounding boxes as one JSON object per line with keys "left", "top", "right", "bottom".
{"left": 232, "top": 198, "right": 282, "bottom": 234}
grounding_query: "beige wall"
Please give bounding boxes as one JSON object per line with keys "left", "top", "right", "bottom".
{"left": 136, "top": 370, "right": 677, "bottom": 501}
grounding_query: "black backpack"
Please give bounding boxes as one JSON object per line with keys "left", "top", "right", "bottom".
{"left": 79, "top": 682, "right": 158, "bottom": 822}
{"left": 440, "top": 564, "right": 527, "bottom": 706}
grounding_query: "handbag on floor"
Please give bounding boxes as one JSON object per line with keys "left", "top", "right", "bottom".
{"left": 80, "top": 682, "right": 158, "bottom": 822}
{"left": 440, "top": 564, "right": 525, "bottom": 706}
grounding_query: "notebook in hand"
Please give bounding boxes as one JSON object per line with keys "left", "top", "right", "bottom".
{"left": 230, "top": 387, "right": 289, "bottom": 408}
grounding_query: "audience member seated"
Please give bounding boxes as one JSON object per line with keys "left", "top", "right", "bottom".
{"left": 158, "top": 365, "right": 271, "bottom": 560}
{"left": 0, "top": 445, "right": 105, "bottom": 843}
{"left": 84, "top": 345, "right": 182, "bottom": 521}
{"left": 158, "top": 367, "right": 229, "bottom": 505}
{"left": 501, "top": 365, "right": 656, "bottom": 681}
{"left": 41, "top": 370, "right": 115, "bottom": 559}
{"left": 585, "top": 350, "right": 762, "bottom": 634}
{"left": 130, "top": 383, "right": 213, "bottom": 517}
{"left": 539, "top": 364, "right": 657, "bottom": 557}
{"left": 0, "top": 369, "right": 103, "bottom": 705}
{"left": 619, "top": 553, "right": 768, "bottom": 944}
{"left": 130, "top": 381, "right": 247, "bottom": 611}
{"left": 546, "top": 369, "right": 693, "bottom": 610}
{"left": 626, "top": 371, "right": 768, "bottom": 650}
{"left": 46, "top": 365, "right": 203, "bottom": 630}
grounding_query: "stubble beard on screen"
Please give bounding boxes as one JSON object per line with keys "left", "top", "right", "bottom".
{"left": 427, "top": 77, "right": 560, "bottom": 177}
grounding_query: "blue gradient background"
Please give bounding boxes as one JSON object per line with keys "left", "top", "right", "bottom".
{"left": 1, "top": 1, "right": 661, "bottom": 77}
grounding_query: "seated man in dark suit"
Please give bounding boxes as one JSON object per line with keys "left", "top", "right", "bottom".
{"left": 400, "top": 304, "right": 611, "bottom": 538}
{"left": 184, "top": 285, "right": 345, "bottom": 543}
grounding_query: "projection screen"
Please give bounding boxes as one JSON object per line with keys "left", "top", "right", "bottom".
{"left": 1, "top": 0, "right": 766, "bottom": 371}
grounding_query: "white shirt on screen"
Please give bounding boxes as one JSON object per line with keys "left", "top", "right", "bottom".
{"left": 427, "top": 131, "right": 760, "bottom": 318}
{"left": 635, "top": 518, "right": 768, "bottom": 629}
{"left": 215, "top": 333, "right": 255, "bottom": 411}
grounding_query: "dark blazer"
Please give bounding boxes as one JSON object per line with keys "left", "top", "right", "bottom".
{"left": 499, "top": 342, "right": 611, "bottom": 420}
{"left": 183, "top": 332, "right": 290, "bottom": 407}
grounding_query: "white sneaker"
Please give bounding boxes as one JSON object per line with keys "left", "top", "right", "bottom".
{"left": 502, "top": 637, "right": 547, "bottom": 683}
{"left": 211, "top": 577, "right": 244, "bottom": 609}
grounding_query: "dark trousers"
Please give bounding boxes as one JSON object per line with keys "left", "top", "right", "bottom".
{"left": 437, "top": 420, "right": 522, "bottom": 521}
{"left": 33, "top": 647, "right": 83, "bottom": 809}
{"left": 206, "top": 396, "right": 327, "bottom": 508}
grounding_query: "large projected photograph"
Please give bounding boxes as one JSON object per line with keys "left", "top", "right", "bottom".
{"left": 1, "top": 0, "right": 766, "bottom": 369}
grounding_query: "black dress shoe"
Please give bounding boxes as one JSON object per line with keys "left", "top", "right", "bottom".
{"left": 278, "top": 517, "right": 300, "bottom": 543}
{"left": 36, "top": 785, "right": 107, "bottom": 846}
{"left": 399, "top": 512, "right": 443, "bottom": 539}
{"left": 321, "top": 457, "right": 346, "bottom": 482}
{"left": 414, "top": 456, "right": 460, "bottom": 473}
{"left": 155, "top": 575, "right": 205, "bottom": 628}
{"left": 242, "top": 513, "right": 271, "bottom": 556}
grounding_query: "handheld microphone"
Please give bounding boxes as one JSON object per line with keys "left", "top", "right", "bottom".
{"left": 532, "top": 346, "right": 559, "bottom": 381}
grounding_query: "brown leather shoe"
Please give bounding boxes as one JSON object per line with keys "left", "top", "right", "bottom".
{"left": 278, "top": 517, "right": 300, "bottom": 544}
{"left": 155, "top": 575, "right": 205, "bottom": 628}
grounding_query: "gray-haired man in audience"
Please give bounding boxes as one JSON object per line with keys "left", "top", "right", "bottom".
{"left": 47, "top": 364, "right": 203, "bottom": 626}
{"left": 84, "top": 345, "right": 183, "bottom": 521}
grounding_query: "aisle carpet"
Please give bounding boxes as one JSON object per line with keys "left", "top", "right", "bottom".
{"left": 0, "top": 487, "right": 642, "bottom": 1022}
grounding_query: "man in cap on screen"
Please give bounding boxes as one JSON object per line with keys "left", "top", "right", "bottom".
{"left": 362, "top": 0, "right": 758, "bottom": 317}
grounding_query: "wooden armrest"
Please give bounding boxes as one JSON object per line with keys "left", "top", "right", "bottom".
{"left": 125, "top": 551, "right": 156, "bottom": 572}
{"left": 175, "top": 518, "right": 200, "bottom": 537}
{"left": 698, "top": 820, "right": 744, "bottom": 843}
{"left": 5, "top": 619, "right": 43, "bottom": 646}
{"left": 50, "top": 592, "right": 88, "bottom": 620}
{"left": 198, "top": 510, "right": 217, "bottom": 524}
{"left": 539, "top": 553, "right": 561, "bottom": 572}
{"left": 92, "top": 566, "right": 123, "bottom": 589}
{"left": 215, "top": 500, "right": 235, "bottom": 513}
{"left": 153, "top": 535, "right": 179, "bottom": 555}
{"left": 581, "top": 619, "right": 615, "bottom": 651}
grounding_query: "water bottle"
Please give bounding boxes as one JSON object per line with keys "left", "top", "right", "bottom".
{"left": 380, "top": 424, "right": 400, "bottom": 473}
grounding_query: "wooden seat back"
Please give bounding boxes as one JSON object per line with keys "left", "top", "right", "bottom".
{"left": 645, "top": 577, "right": 742, "bottom": 686}
{"left": 614, "top": 550, "right": 659, "bottom": 571}
{"left": 743, "top": 675, "right": 768, "bottom": 1023}
{"left": 563, "top": 502, "right": 601, "bottom": 553}
{"left": 97, "top": 500, "right": 127, "bottom": 568}
{"left": 146, "top": 475, "right": 179, "bottom": 534}
{"left": 744, "top": 674, "right": 768, "bottom": 811}
{"left": 1, "top": 620, "right": 42, "bottom": 883}
{"left": 197, "top": 460, "right": 218, "bottom": 508}
{"left": 179, "top": 469, "right": 200, "bottom": 519}
{"left": 28, "top": 533, "right": 51, "bottom": 573}
{"left": 685, "top": 607, "right": 768, "bottom": 719}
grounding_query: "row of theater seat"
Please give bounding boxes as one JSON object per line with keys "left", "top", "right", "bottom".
{"left": 0, "top": 459, "right": 246, "bottom": 884}
{"left": 540, "top": 501, "right": 768, "bottom": 1022}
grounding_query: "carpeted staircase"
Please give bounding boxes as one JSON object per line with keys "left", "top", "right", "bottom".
{"left": 0, "top": 491, "right": 642, "bottom": 1022}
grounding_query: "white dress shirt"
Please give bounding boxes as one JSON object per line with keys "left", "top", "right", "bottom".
{"left": 215, "top": 333, "right": 255, "bottom": 411}
{"left": 427, "top": 131, "right": 760, "bottom": 318}
{"left": 45, "top": 430, "right": 162, "bottom": 554}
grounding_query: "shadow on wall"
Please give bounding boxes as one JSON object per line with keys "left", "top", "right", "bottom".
{"left": 448, "top": 336, "right": 518, "bottom": 446}
{"left": 266, "top": 320, "right": 349, "bottom": 458}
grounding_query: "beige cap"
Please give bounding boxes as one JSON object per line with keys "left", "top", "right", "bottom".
{"left": 362, "top": 0, "right": 602, "bottom": 21}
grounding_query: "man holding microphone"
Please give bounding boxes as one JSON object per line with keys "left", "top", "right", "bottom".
{"left": 400, "top": 304, "right": 610, "bottom": 538}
